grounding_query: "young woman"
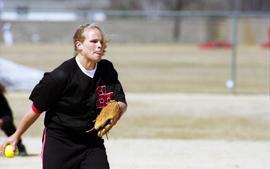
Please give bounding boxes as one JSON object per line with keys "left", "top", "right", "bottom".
{"left": 0, "top": 24, "right": 127, "bottom": 169}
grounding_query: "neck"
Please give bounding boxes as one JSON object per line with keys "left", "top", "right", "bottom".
{"left": 76, "top": 54, "right": 96, "bottom": 70}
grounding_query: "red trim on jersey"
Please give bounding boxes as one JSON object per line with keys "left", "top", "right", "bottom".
{"left": 42, "top": 128, "right": 46, "bottom": 169}
{"left": 32, "top": 103, "right": 42, "bottom": 114}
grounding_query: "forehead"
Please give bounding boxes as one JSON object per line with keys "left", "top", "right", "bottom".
{"left": 83, "top": 28, "right": 103, "bottom": 40}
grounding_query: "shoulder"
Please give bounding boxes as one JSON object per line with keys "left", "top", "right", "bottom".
{"left": 30, "top": 58, "right": 76, "bottom": 101}
{"left": 98, "top": 59, "right": 117, "bottom": 74}
{"left": 48, "top": 57, "right": 76, "bottom": 82}
{"left": 98, "top": 59, "right": 116, "bottom": 74}
{"left": 53, "top": 57, "right": 76, "bottom": 75}
{"left": 97, "top": 59, "right": 119, "bottom": 82}
{"left": 98, "top": 59, "right": 114, "bottom": 68}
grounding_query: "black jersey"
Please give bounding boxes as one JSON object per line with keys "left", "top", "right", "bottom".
{"left": 29, "top": 57, "right": 126, "bottom": 131}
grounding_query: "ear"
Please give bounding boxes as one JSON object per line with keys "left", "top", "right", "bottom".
{"left": 75, "top": 41, "right": 83, "bottom": 51}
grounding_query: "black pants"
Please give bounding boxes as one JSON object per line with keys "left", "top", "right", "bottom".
{"left": 42, "top": 127, "right": 110, "bottom": 169}
{"left": 0, "top": 115, "right": 23, "bottom": 145}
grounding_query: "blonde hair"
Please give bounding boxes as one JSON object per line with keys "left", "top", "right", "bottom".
{"left": 73, "top": 23, "right": 108, "bottom": 55}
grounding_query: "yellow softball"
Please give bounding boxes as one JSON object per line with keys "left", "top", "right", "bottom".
{"left": 4, "top": 145, "right": 19, "bottom": 158}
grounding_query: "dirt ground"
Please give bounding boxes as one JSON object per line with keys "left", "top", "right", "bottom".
{"left": 1, "top": 93, "right": 270, "bottom": 169}
{"left": 0, "top": 137, "right": 270, "bottom": 169}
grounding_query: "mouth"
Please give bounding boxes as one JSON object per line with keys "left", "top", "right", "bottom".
{"left": 94, "top": 51, "right": 103, "bottom": 55}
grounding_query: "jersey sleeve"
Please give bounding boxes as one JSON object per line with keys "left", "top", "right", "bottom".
{"left": 29, "top": 70, "right": 67, "bottom": 112}
{"left": 113, "top": 80, "right": 127, "bottom": 104}
{"left": 103, "top": 60, "right": 127, "bottom": 104}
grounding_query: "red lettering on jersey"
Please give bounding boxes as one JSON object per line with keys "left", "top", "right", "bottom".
{"left": 96, "top": 85, "right": 113, "bottom": 108}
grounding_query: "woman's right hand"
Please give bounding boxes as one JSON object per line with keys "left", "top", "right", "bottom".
{"left": 0, "top": 134, "right": 20, "bottom": 156}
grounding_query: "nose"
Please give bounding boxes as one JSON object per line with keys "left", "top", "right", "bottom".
{"left": 97, "top": 41, "right": 102, "bottom": 48}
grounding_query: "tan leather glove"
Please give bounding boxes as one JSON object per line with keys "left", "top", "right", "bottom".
{"left": 87, "top": 100, "right": 121, "bottom": 138}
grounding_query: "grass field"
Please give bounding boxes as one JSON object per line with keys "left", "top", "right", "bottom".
{"left": 0, "top": 43, "right": 269, "bottom": 141}
{"left": 0, "top": 43, "right": 269, "bottom": 94}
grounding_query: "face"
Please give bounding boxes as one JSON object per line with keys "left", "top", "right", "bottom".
{"left": 76, "top": 28, "right": 105, "bottom": 62}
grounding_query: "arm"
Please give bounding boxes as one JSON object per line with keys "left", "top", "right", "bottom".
{"left": 0, "top": 109, "right": 41, "bottom": 153}
{"left": 118, "top": 101, "right": 127, "bottom": 117}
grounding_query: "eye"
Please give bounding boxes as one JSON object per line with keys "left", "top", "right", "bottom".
{"left": 90, "top": 39, "right": 104, "bottom": 44}
{"left": 90, "top": 40, "right": 98, "bottom": 43}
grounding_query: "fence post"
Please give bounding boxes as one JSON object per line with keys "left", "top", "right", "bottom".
{"left": 227, "top": 13, "right": 238, "bottom": 93}
{"left": 173, "top": 15, "right": 180, "bottom": 42}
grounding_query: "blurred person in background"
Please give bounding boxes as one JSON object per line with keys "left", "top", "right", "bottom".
{"left": 0, "top": 23, "right": 127, "bottom": 169}
{"left": 0, "top": 83, "right": 27, "bottom": 156}
{"left": 2, "top": 22, "right": 13, "bottom": 47}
